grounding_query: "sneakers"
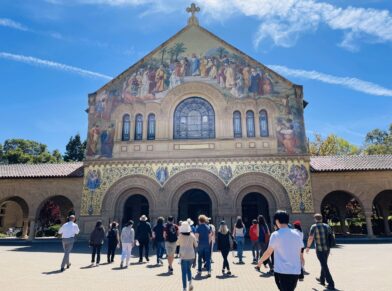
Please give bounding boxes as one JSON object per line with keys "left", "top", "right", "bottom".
{"left": 316, "top": 278, "right": 325, "bottom": 286}
{"left": 168, "top": 266, "right": 173, "bottom": 274}
{"left": 326, "top": 285, "right": 336, "bottom": 290}
{"left": 207, "top": 272, "right": 211, "bottom": 277}
{"left": 222, "top": 269, "right": 225, "bottom": 275}
{"left": 120, "top": 262, "right": 124, "bottom": 268}
{"left": 67, "top": 263, "right": 71, "bottom": 269}
{"left": 188, "top": 283, "right": 194, "bottom": 291}
{"left": 60, "top": 267, "right": 65, "bottom": 272}
{"left": 227, "top": 271, "right": 232, "bottom": 276}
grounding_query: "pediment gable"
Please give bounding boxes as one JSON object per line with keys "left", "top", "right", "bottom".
{"left": 93, "top": 24, "right": 301, "bottom": 104}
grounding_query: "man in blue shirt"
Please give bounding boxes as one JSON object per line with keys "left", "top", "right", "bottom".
{"left": 195, "top": 214, "right": 212, "bottom": 277}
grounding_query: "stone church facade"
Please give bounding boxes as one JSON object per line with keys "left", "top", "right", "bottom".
{"left": 0, "top": 5, "right": 391, "bottom": 239}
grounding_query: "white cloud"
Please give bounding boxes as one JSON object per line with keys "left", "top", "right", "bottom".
{"left": 49, "top": 0, "right": 392, "bottom": 50}
{"left": 268, "top": 65, "right": 392, "bottom": 97}
{"left": 202, "top": 0, "right": 392, "bottom": 50}
{"left": 0, "top": 18, "right": 29, "bottom": 31}
{"left": 0, "top": 52, "right": 112, "bottom": 80}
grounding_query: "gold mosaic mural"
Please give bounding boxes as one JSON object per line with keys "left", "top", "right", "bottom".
{"left": 81, "top": 159, "right": 313, "bottom": 215}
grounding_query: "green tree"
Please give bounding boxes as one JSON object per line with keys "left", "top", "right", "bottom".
{"left": 0, "top": 143, "right": 4, "bottom": 164}
{"left": 364, "top": 124, "right": 392, "bottom": 154}
{"left": 173, "top": 42, "right": 187, "bottom": 61}
{"left": 309, "top": 133, "right": 360, "bottom": 156}
{"left": 1, "top": 139, "right": 62, "bottom": 164}
{"left": 63, "top": 134, "right": 86, "bottom": 162}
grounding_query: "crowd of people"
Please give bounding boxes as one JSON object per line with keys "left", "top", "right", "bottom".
{"left": 58, "top": 211, "right": 336, "bottom": 291}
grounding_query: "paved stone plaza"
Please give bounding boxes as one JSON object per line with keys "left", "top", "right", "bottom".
{"left": 0, "top": 241, "right": 390, "bottom": 291}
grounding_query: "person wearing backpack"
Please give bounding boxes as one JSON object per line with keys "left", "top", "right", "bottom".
{"left": 164, "top": 216, "right": 179, "bottom": 274}
{"left": 107, "top": 221, "right": 120, "bottom": 263}
{"left": 249, "top": 219, "right": 260, "bottom": 263}
{"left": 306, "top": 213, "right": 336, "bottom": 290}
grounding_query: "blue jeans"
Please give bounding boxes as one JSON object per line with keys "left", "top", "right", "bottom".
{"left": 236, "top": 236, "right": 244, "bottom": 261}
{"left": 156, "top": 241, "right": 165, "bottom": 263}
{"left": 181, "top": 259, "right": 193, "bottom": 289}
{"left": 197, "top": 245, "right": 211, "bottom": 272}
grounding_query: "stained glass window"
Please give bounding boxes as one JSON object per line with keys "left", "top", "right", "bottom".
{"left": 233, "top": 111, "right": 242, "bottom": 138}
{"left": 246, "top": 110, "right": 255, "bottom": 137}
{"left": 147, "top": 113, "right": 156, "bottom": 140}
{"left": 122, "top": 114, "right": 130, "bottom": 141}
{"left": 173, "top": 97, "right": 215, "bottom": 139}
{"left": 135, "top": 114, "right": 143, "bottom": 140}
{"left": 259, "top": 110, "right": 269, "bottom": 137}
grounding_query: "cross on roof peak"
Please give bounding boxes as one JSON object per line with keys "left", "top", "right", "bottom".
{"left": 186, "top": 3, "right": 200, "bottom": 26}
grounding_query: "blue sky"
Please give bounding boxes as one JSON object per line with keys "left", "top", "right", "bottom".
{"left": 1, "top": 0, "right": 391, "bottom": 153}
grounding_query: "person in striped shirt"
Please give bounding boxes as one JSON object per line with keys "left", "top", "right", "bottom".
{"left": 306, "top": 213, "right": 335, "bottom": 290}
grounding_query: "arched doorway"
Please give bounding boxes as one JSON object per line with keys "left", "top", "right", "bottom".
{"left": 0, "top": 197, "right": 29, "bottom": 237}
{"left": 178, "top": 189, "right": 212, "bottom": 224}
{"left": 241, "top": 192, "right": 270, "bottom": 229}
{"left": 122, "top": 195, "right": 149, "bottom": 227}
{"left": 36, "top": 195, "right": 74, "bottom": 237}
{"left": 321, "top": 191, "right": 366, "bottom": 235}
{"left": 372, "top": 190, "right": 392, "bottom": 235}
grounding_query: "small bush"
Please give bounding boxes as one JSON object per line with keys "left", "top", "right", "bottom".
{"left": 44, "top": 224, "right": 61, "bottom": 237}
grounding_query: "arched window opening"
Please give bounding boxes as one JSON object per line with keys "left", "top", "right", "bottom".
{"left": 147, "top": 114, "right": 156, "bottom": 140}
{"left": 173, "top": 97, "right": 215, "bottom": 139}
{"left": 246, "top": 110, "right": 255, "bottom": 137}
{"left": 233, "top": 111, "right": 242, "bottom": 138}
{"left": 259, "top": 110, "right": 269, "bottom": 137}
{"left": 135, "top": 114, "right": 143, "bottom": 140}
{"left": 122, "top": 114, "right": 130, "bottom": 141}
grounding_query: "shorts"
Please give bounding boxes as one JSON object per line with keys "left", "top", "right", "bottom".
{"left": 165, "top": 242, "right": 177, "bottom": 256}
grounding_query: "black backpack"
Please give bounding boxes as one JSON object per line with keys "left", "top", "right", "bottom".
{"left": 166, "top": 224, "right": 178, "bottom": 243}
{"left": 326, "top": 225, "right": 336, "bottom": 248}
{"left": 107, "top": 229, "right": 117, "bottom": 240}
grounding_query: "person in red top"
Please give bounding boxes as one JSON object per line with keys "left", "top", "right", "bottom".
{"left": 249, "top": 219, "right": 260, "bottom": 263}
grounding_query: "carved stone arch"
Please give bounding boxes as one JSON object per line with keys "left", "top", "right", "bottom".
{"left": 234, "top": 185, "right": 278, "bottom": 216}
{"left": 101, "top": 175, "right": 161, "bottom": 219}
{"left": 159, "top": 82, "right": 228, "bottom": 139}
{"left": 317, "top": 189, "right": 367, "bottom": 214}
{"left": 314, "top": 185, "right": 372, "bottom": 213}
{"left": 0, "top": 195, "right": 30, "bottom": 219}
{"left": 228, "top": 172, "right": 291, "bottom": 212}
{"left": 164, "top": 169, "right": 225, "bottom": 215}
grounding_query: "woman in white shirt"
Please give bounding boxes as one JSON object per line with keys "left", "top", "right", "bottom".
{"left": 120, "top": 220, "right": 135, "bottom": 268}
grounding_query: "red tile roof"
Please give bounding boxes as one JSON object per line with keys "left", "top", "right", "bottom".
{"left": 310, "top": 155, "right": 392, "bottom": 172}
{"left": 0, "top": 156, "right": 391, "bottom": 178}
{"left": 0, "top": 162, "right": 84, "bottom": 178}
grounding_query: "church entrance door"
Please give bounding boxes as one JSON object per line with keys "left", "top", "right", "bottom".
{"left": 178, "top": 189, "right": 212, "bottom": 224}
{"left": 241, "top": 192, "right": 270, "bottom": 229}
{"left": 122, "top": 195, "right": 149, "bottom": 227}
